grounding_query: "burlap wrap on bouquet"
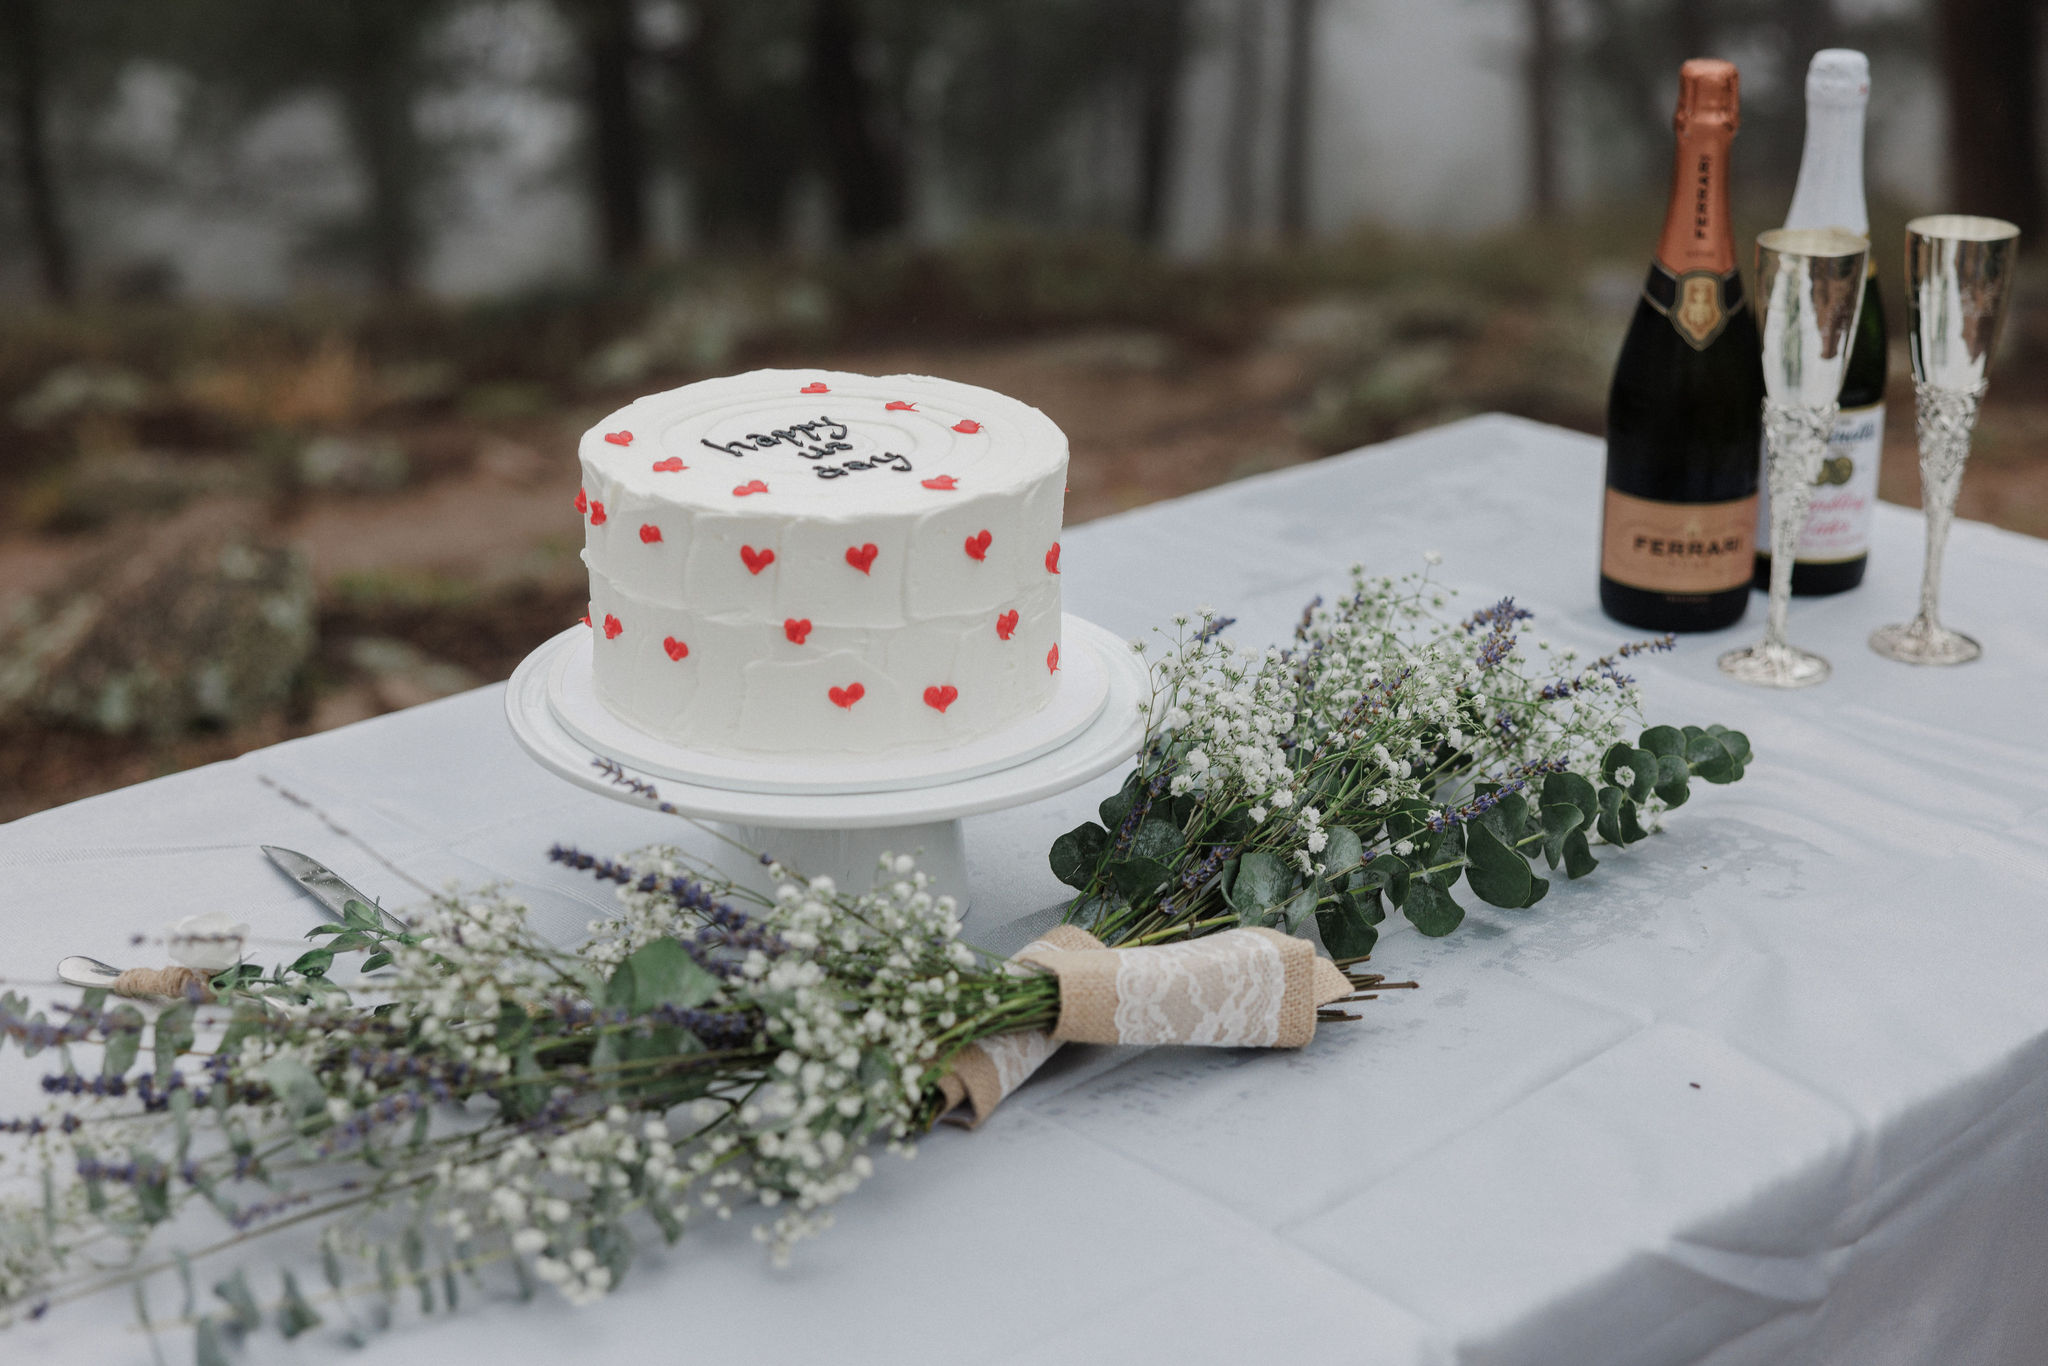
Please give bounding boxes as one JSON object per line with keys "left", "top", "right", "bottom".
{"left": 937, "top": 925, "right": 1353, "bottom": 1127}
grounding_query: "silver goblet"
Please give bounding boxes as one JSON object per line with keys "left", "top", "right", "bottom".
{"left": 1870, "top": 214, "right": 2021, "bottom": 666}
{"left": 1719, "top": 227, "right": 1870, "bottom": 689}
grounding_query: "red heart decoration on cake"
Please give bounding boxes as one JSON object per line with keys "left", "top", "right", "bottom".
{"left": 574, "top": 488, "right": 588, "bottom": 513}
{"left": 885, "top": 400, "right": 917, "bottom": 411}
{"left": 801, "top": 382, "right": 829, "bottom": 394}
{"left": 996, "top": 609, "right": 1019, "bottom": 640}
{"left": 589, "top": 501, "right": 607, "bottom": 525}
{"left": 741, "top": 545, "right": 775, "bottom": 574}
{"left": 1045, "top": 542, "right": 1061, "bottom": 573}
{"left": 923, "top": 684, "right": 958, "bottom": 713}
{"left": 580, "top": 612, "right": 591, "bottom": 627}
{"left": 784, "top": 618, "right": 812, "bottom": 645}
{"left": 639, "top": 523, "right": 662, "bottom": 543}
{"left": 733, "top": 480, "right": 768, "bottom": 497}
{"left": 603, "top": 614, "right": 623, "bottom": 640}
{"left": 921, "top": 475, "right": 957, "bottom": 491}
{"left": 964, "top": 529, "right": 992, "bottom": 561}
{"left": 845, "top": 542, "right": 879, "bottom": 574}
{"left": 663, "top": 636, "right": 689, "bottom": 661}
{"left": 1047, "top": 642, "right": 1060, "bottom": 673}
{"left": 952, "top": 419, "right": 981, "bottom": 434}
{"left": 651, "top": 457, "right": 686, "bottom": 472}
{"left": 604, "top": 431, "right": 633, "bottom": 446}
{"left": 829, "top": 682, "right": 865, "bottom": 709}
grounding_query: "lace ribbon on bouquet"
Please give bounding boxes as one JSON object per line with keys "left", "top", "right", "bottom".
{"left": 936, "top": 926, "right": 1354, "bottom": 1126}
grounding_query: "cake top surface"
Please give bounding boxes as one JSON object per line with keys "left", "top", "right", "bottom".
{"left": 579, "top": 369, "right": 1067, "bottom": 519}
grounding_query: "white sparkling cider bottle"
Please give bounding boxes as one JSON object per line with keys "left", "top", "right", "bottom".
{"left": 1754, "top": 48, "right": 1888, "bottom": 597}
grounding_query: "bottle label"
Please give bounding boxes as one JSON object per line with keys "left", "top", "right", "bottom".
{"left": 1755, "top": 402, "right": 1884, "bottom": 563}
{"left": 1642, "top": 263, "right": 1745, "bottom": 350}
{"left": 1602, "top": 489, "right": 1759, "bottom": 593}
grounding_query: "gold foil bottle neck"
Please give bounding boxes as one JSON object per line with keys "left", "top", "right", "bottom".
{"left": 1674, "top": 58, "right": 1740, "bottom": 134}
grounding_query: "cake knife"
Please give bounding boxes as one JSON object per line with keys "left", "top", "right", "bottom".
{"left": 262, "top": 845, "right": 410, "bottom": 934}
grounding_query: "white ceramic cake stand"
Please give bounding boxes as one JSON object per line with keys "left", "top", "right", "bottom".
{"left": 503, "top": 614, "right": 1148, "bottom": 905}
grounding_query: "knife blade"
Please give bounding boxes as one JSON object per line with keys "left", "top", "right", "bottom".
{"left": 262, "top": 845, "right": 409, "bottom": 934}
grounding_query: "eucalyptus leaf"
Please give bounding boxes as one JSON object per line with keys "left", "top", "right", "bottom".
{"left": 1639, "top": 724, "right": 1685, "bottom": 758}
{"left": 214, "top": 1270, "right": 261, "bottom": 1333}
{"left": 1424, "top": 823, "right": 1466, "bottom": 889}
{"left": 1129, "top": 817, "right": 1184, "bottom": 864}
{"left": 1542, "top": 771, "right": 1600, "bottom": 834}
{"left": 1048, "top": 822, "right": 1109, "bottom": 889}
{"left": 1625, "top": 748, "right": 1660, "bottom": 804}
{"left": 195, "top": 1318, "right": 231, "bottom": 1366}
{"left": 1653, "top": 753, "right": 1691, "bottom": 807}
{"left": 1709, "top": 724, "right": 1752, "bottom": 765}
{"left": 1600, "top": 741, "right": 1635, "bottom": 784}
{"left": 1316, "top": 892, "right": 1379, "bottom": 959}
{"left": 272, "top": 1272, "right": 322, "bottom": 1339}
{"left": 261, "top": 1057, "right": 328, "bottom": 1120}
{"left": 1686, "top": 728, "right": 1744, "bottom": 783}
{"left": 1595, "top": 785, "right": 1630, "bottom": 847}
{"left": 1463, "top": 822, "right": 1534, "bottom": 908}
{"left": 1278, "top": 882, "right": 1321, "bottom": 936}
{"left": 1402, "top": 880, "right": 1465, "bottom": 937}
{"left": 1230, "top": 851, "right": 1291, "bottom": 918}
{"left": 1359, "top": 854, "right": 1410, "bottom": 909}
{"left": 1108, "top": 856, "right": 1174, "bottom": 899}
{"left": 153, "top": 1002, "right": 195, "bottom": 1083}
{"left": 1097, "top": 771, "right": 1145, "bottom": 834}
{"left": 1478, "top": 790, "right": 1532, "bottom": 846}
{"left": 616, "top": 937, "right": 719, "bottom": 1013}
{"left": 1540, "top": 803, "right": 1581, "bottom": 868}
{"left": 1322, "top": 826, "right": 1365, "bottom": 878}
{"left": 101, "top": 1004, "right": 144, "bottom": 1080}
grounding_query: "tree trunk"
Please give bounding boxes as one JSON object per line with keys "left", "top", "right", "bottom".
{"left": 1937, "top": 0, "right": 2043, "bottom": 236}
{"left": 574, "top": 0, "right": 649, "bottom": 271}
{"left": 339, "top": 0, "right": 421, "bottom": 294}
{"left": 1277, "top": 0, "right": 1318, "bottom": 241}
{"left": 1132, "top": 0, "right": 1188, "bottom": 246}
{"left": 1524, "top": 0, "right": 1559, "bottom": 221}
{"left": 1223, "top": 0, "right": 1264, "bottom": 242}
{"left": 807, "top": 0, "right": 907, "bottom": 244}
{"left": 0, "top": 0, "right": 75, "bottom": 302}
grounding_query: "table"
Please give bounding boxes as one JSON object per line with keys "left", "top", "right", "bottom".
{"left": 8, "top": 414, "right": 2048, "bottom": 1365}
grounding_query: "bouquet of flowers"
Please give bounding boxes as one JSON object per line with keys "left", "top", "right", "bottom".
{"left": 1049, "top": 564, "right": 1749, "bottom": 955}
{"left": 0, "top": 564, "right": 1748, "bottom": 1357}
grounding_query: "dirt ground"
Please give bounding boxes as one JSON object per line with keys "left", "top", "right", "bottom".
{"left": 3, "top": 321, "right": 2043, "bottom": 823}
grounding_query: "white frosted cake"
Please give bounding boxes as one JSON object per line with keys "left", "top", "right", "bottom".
{"left": 574, "top": 369, "right": 1068, "bottom": 757}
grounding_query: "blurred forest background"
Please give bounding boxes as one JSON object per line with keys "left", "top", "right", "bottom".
{"left": 2, "top": 0, "right": 2045, "bottom": 818}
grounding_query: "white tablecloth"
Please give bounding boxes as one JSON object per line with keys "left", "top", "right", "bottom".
{"left": 7, "top": 414, "right": 2048, "bottom": 1365}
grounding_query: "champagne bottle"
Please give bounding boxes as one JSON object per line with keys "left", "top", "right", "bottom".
{"left": 1600, "top": 59, "right": 1763, "bottom": 633}
{"left": 1753, "top": 49, "right": 1887, "bottom": 596}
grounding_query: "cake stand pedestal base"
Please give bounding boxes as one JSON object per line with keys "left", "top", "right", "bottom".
{"left": 711, "top": 820, "right": 968, "bottom": 904}
{"left": 504, "top": 615, "right": 1147, "bottom": 906}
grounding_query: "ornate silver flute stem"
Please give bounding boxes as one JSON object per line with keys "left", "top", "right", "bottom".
{"left": 1911, "top": 380, "right": 1984, "bottom": 628}
{"left": 1761, "top": 399, "right": 1837, "bottom": 652}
